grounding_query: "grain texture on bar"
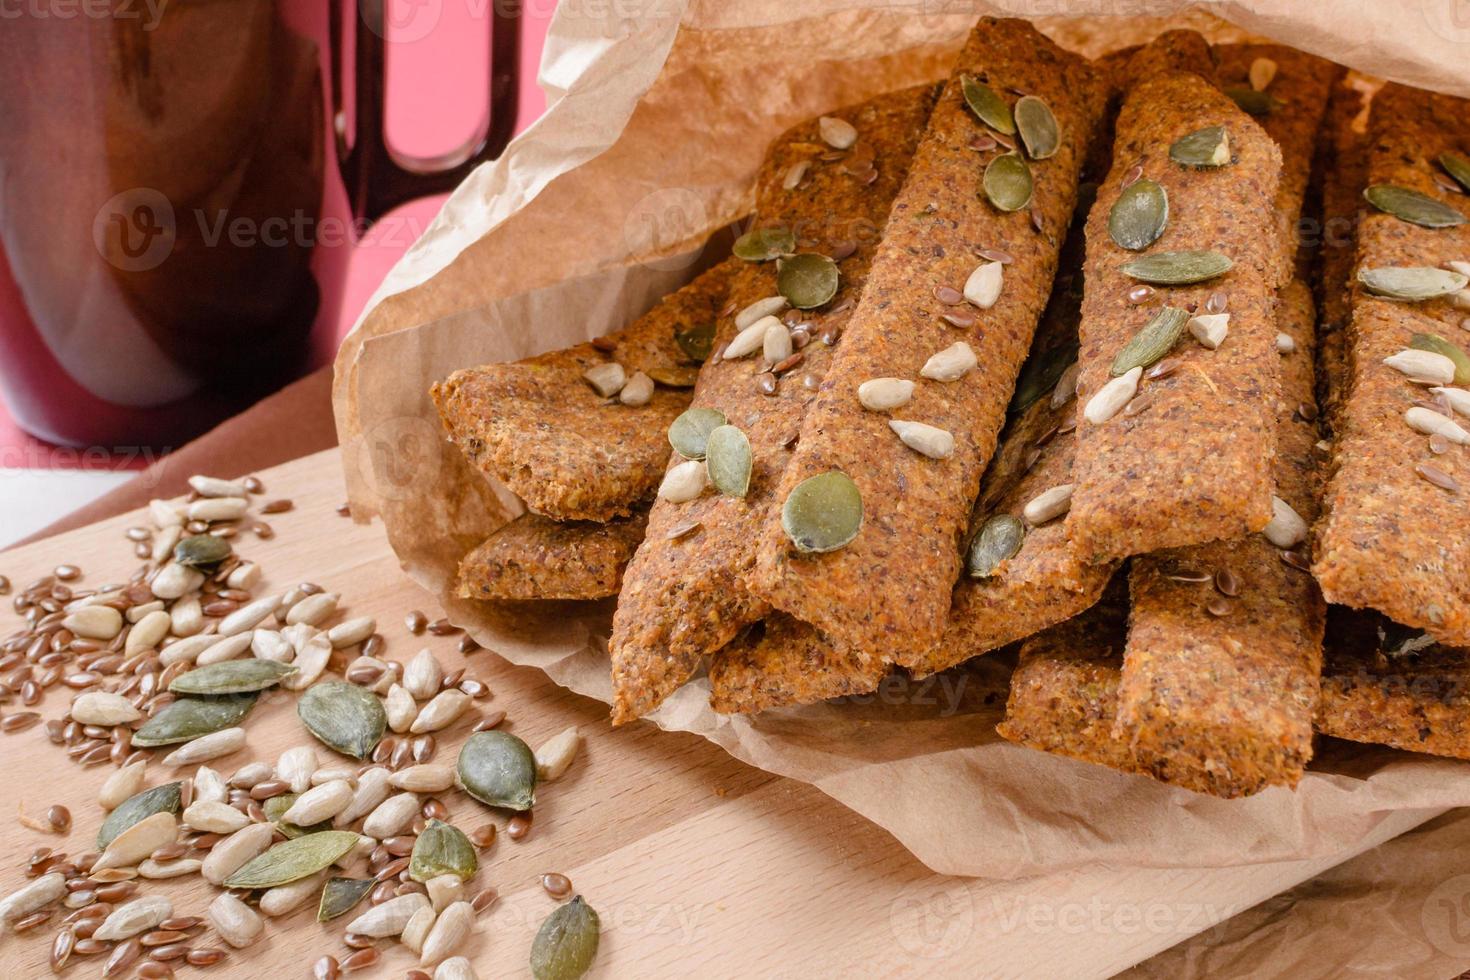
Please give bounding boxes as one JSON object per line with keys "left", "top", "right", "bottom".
{"left": 1066, "top": 37, "right": 1284, "bottom": 562}
{"left": 609, "top": 84, "right": 939, "bottom": 724}
{"left": 707, "top": 614, "right": 885, "bottom": 715}
{"left": 750, "top": 19, "right": 1108, "bottom": 665}
{"left": 456, "top": 511, "right": 646, "bottom": 601}
{"left": 1313, "top": 83, "right": 1470, "bottom": 646}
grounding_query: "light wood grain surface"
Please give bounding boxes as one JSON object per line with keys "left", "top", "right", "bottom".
{"left": 0, "top": 450, "right": 1436, "bottom": 978}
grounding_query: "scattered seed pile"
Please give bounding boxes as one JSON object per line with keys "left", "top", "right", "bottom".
{"left": 0, "top": 475, "right": 600, "bottom": 979}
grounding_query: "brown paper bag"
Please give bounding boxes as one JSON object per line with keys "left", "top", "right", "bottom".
{"left": 332, "top": 1, "right": 1470, "bottom": 879}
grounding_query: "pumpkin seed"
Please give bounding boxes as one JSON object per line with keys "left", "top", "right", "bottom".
{"left": 960, "top": 75, "right": 1014, "bottom": 134}
{"left": 298, "top": 681, "right": 387, "bottom": 760}
{"left": 1014, "top": 96, "right": 1058, "bottom": 159}
{"left": 130, "top": 693, "right": 258, "bottom": 747}
{"left": 966, "top": 514, "right": 1025, "bottom": 578}
{"left": 1410, "top": 333, "right": 1470, "bottom": 384}
{"left": 318, "top": 877, "right": 375, "bottom": 922}
{"left": 777, "top": 253, "right": 839, "bottom": 309}
{"left": 1358, "top": 266, "right": 1469, "bottom": 301}
{"left": 456, "top": 731, "right": 537, "bottom": 811}
{"left": 169, "top": 659, "right": 296, "bottom": 695}
{"left": 732, "top": 227, "right": 794, "bottom": 262}
{"left": 982, "top": 152, "right": 1032, "bottom": 212}
{"left": 97, "top": 783, "right": 183, "bottom": 849}
{"left": 1224, "top": 86, "right": 1283, "bottom": 115}
{"left": 1108, "top": 178, "right": 1168, "bottom": 251}
{"left": 673, "top": 322, "right": 715, "bottom": 363}
{"left": 531, "top": 896, "right": 600, "bottom": 980}
{"left": 262, "top": 794, "right": 333, "bottom": 839}
{"left": 1169, "top": 125, "right": 1230, "bottom": 167}
{"left": 667, "top": 408, "right": 727, "bottom": 460}
{"left": 1363, "top": 185, "right": 1467, "bottom": 228}
{"left": 781, "top": 470, "right": 862, "bottom": 553}
{"left": 409, "top": 820, "right": 478, "bottom": 882}
{"left": 1121, "top": 250, "right": 1232, "bottom": 285}
{"left": 1440, "top": 151, "right": 1470, "bottom": 194}
{"left": 224, "top": 831, "right": 362, "bottom": 889}
{"left": 646, "top": 365, "right": 699, "bottom": 388}
{"left": 704, "top": 425, "right": 752, "bottom": 498}
{"left": 173, "top": 535, "right": 232, "bottom": 569}
{"left": 1111, "top": 307, "right": 1190, "bottom": 376}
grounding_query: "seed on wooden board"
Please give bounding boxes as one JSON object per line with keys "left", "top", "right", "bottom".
{"left": 161, "top": 727, "right": 247, "bottom": 766}
{"left": 207, "top": 892, "right": 262, "bottom": 949}
{"left": 391, "top": 764, "right": 456, "bottom": 793}
{"left": 298, "top": 681, "right": 387, "bottom": 759}
{"left": 419, "top": 900, "right": 474, "bottom": 967}
{"left": 326, "top": 616, "right": 377, "bottom": 649}
{"left": 410, "top": 820, "right": 478, "bottom": 883}
{"left": 225, "top": 831, "right": 362, "bottom": 889}
{"left": 0, "top": 871, "right": 66, "bottom": 922}
{"left": 138, "top": 857, "right": 201, "bottom": 879}
{"left": 347, "top": 892, "right": 430, "bottom": 938}
{"left": 103, "top": 937, "right": 144, "bottom": 977}
{"left": 260, "top": 871, "right": 327, "bottom": 916}
{"left": 94, "top": 895, "right": 173, "bottom": 941}
{"left": 921, "top": 342, "right": 977, "bottom": 382}
{"left": 131, "top": 693, "right": 257, "bottom": 748}
{"left": 201, "top": 823, "right": 275, "bottom": 885}
{"left": 530, "top": 896, "right": 600, "bottom": 980}
{"left": 402, "top": 649, "right": 444, "bottom": 702}
{"left": 889, "top": 420, "right": 954, "bottom": 459}
{"left": 94, "top": 811, "right": 178, "bottom": 872}
{"left": 507, "top": 813, "right": 533, "bottom": 841}
{"left": 541, "top": 873, "right": 573, "bottom": 900}
{"left": 1084, "top": 367, "right": 1142, "bottom": 424}
{"left": 335, "top": 767, "right": 394, "bottom": 828}
{"left": 363, "top": 793, "right": 422, "bottom": 839}
{"left": 534, "top": 727, "right": 580, "bottom": 783}
{"left": 281, "top": 780, "right": 355, "bottom": 827}
{"left": 457, "top": 731, "right": 537, "bottom": 810}
{"left": 0, "top": 711, "right": 41, "bottom": 732}
{"left": 70, "top": 690, "right": 143, "bottom": 726}
{"left": 405, "top": 611, "right": 428, "bottom": 635}
{"left": 150, "top": 564, "right": 205, "bottom": 601}
{"left": 64, "top": 606, "right": 124, "bottom": 641}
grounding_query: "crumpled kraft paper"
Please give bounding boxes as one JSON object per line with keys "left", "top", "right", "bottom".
{"left": 333, "top": 0, "right": 1470, "bottom": 880}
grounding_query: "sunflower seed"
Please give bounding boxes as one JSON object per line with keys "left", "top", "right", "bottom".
{"left": 298, "top": 681, "right": 387, "bottom": 760}
{"left": 1385, "top": 349, "right": 1457, "bottom": 384}
{"left": 98, "top": 783, "right": 182, "bottom": 849}
{"left": 1085, "top": 366, "right": 1143, "bottom": 424}
{"left": 667, "top": 408, "right": 726, "bottom": 459}
{"left": 333, "top": 768, "right": 392, "bottom": 829}
{"left": 170, "top": 659, "right": 294, "bottom": 695}
{"left": 1014, "top": 95, "right": 1058, "bottom": 159}
{"left": 1364, "top": 185, "right": 1466, "bottom": 228}
{"left": 149, "top": 564, "right": 204, "bottom": 600}
{"left": 162, "top": 727, "right": 246, "bottom": 766}
{"left": 1225, "top": 86, "right": 1283, "bottom": 115}
{"left": 612, "top": 370, "right": 654, "bottom": 407}
{"left": 201, "top": 824, "right": 275, "bottom": 885}
{"left": 732, "top": 227, "right": 795, "bottom": 262}
{"left": 131, "top": 693, "right": 257, "bottom": 748}
{"left": 1361, "top": 265, "right": 1469, "bottom": 301}
{"left": 422, "top": 874, "right": 463, "bottom": 913}
{"left": 982, "top": 152, "right": 1032, "bottom": 212}
{"left": 962, "top": 260, "right": 1004, "bottom": 309}
{"left": 409, "top": 691, "right": 471, "bottom": 734}
{"left": 328, "top": 616, "right": 377, "bottom": 649}
{"left": 347, "top": 892, "right": 429, "bottom": 938}
{"left": 887, "top": 420, "right": 953, "bottom": 459}
{"left": 782, "top": 160, "right": 809, "bottom": 191}
{"left": 856, "top": 378, "right": 914, "bottom": 411}
{"left": 1410, "top": 333, "right": 1470, "bottom": 384}
{"left": 1245, "top": 57, "right": 1279, "bottom": 92}
{"left": 95, "top": 896, "right": 172, "bottom": 942}
{"left": 64, "top": 605, "right": 123, "bottom": 641}
{"left": 781, "top": 470, "right": 863, "bottom": 553}
{"left": 363, "top": 793, "right": 422, "bottom": 839}
{"left": 762, "top": 322, "right": 793, "bottom": 367}
{"left": 1275, "top": 332, "right": 1296, "bottom": 354}
{"left": 966, "top": 514, "right": 1024, "bottom": 578}
{"left": 456, "top": 731, "right": 537, "bottom": 810}
{"left": 151, "top": 525, "right": 183, "bottom": 564}
{"left": 138, "top": 857, "right": 200, "bottom": 880}
{"left": 1441, "top": 151, "right": 1470, "bottom": 193}
{"left": 1260, "top": 495, "right": 1308, "bottom": 549}
{"left": 391, "top": 764, "right": 456, "bottom": 793}
{"left": 207, "top": 893, "right": 262, "bottom": 949}
{"left": 195, "top": 633, "right": 255, "bottom": 667}
{"left": 1406, "top": 406, "right": 1470, "bottom": 444}
{"left": 778, "top": 253, "right": 839, "bottom": 309}
{"left": 227, "top": 561, "right": 261, "bottom": 589}
{"left": 71, "top": 691, "right": 144, "bottom": 726}
{"left": 1169, "top": 125, "right": 1230, "bottom": 167}
{"left": 653, "top": 458, "right": 707, "bottom": 503}
{"left": 256, "top": 871, "right": 325, "bottom": 917}
{"left": 530, "top": 896, "right": 600, "bottom": 980}
{"left": 284, "top": 635, "right": 332, "bottom": 691}
{"left": 1121, "top": 250, "right": 1232, "bottom": 285}
{"left": 99, "top": 761, "right": 148, "bottom": 811}
{"left": 816, "top": 115, "right": 857, "bottom": 149}
{"left": 1108, "top": 178, "right": 1168, "bottom": 251}
{"left": 421, "top": 900, "right": 474, "bottom": 967}
{"left": 189, "top": 476, "right": 247, "bottom": 498}
{"left": 921, "top": 341, "right": 978, "bottom": 382}
{"left": 961, "top": 75, "right": 1014, "bottom": 134}
{"left": 1022, "top": 484, "right": 1074, "bottom": 526}
{"left": 582, "top": 363, "right": 625, "bottom": 398}
{"left": 385, "top": 684, "right": 419, "bottom": 733}
{"left": 434, "top": 956, "right": 477, "bottom": 980}
{"left": 149, "top": 499, "right": 184, "bottom": 528}
{"left": 183, "top": 801, "right": 249, "bottom": 834}
{"left": 286, "top": 592, "right": 339, "bottom": 627}
{"left": 94, "top": 810, "right": 178, "bottom": 873}
{"left": 1188, "top": 312, "right": 1230, "bottom": 350}
{"left": 0, "top": 872, "right": 65, "bottom": 922}
{"left": 217, "top": 594, "right": 281, "bottom": 637}
{"left": 281, "top": 780, "right": 355, "bottom": 827}
{"left": 225, "top": 831, "right": 361, "bottom": 889}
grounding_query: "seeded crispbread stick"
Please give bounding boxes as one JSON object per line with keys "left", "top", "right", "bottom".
{"left": 1313, "top": 83, "right": 1470, "bottom": 647}
{"left": 455, "top": 511, "right": 647, "bottom": 602}
{"left": 1065, "top": 36, "right": 1285, "bottom": 563}
{"left": 1315, "top": 607, "right": 1470, "bottom": 760}
{"left": 1114, "top": 280, "right": 1326, "bottom": 797}
{"left": 608, "top": 83, "right": 940, "bottom": 724}
{"left": 708, "top": 613, "right": 885, "bottom": 715}
{"left": 432, "top": 261, "right": 735, "bottom": 522}
{"left": 748, "top": 19, "right": 1109, "bottom": 668}
{"left": 995, "top": 578, "right": 1138, "bottom": 773}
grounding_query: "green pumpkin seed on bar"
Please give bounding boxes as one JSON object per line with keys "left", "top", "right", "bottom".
{"left": 966, "top": 514, "right": 1025, "bottom": 579}
{"left": 169, "top": 659, "right": 296, "bottom": 696}
{"left": 646, "top": 365, "right": 699, "bottom": 388}
{"left": 130, "top": 693, "right": 258, "bottom": 748}
{"left": 777, "top": 253, "right": 839, "bottom": 309}
{"left": 1014, "top": 96, "right": 1058, "bottom": 159}
{"left": 297, "top": 681, "right": 387, "bottom": 760}
{"left": 318, "top": 877, "right": 375, "bottom": 922}
{"left": 1169, "top": 125, "right": 1230, "bottom": 167}
{"left": 531, "top": 896, "right": 601, "bottom": 980}
{"left": 960, "top": 75, "right": 1014, "bottom": 135}
{"left": 705, "top": 425, "right": 752, "bottom": 498}
{"left": 1224, "top": 86, "right": 1283, "bottom": 115}
{"left": 732, "top": 227, "right": 795, "bottom": 262}
{"left": 1363, "top": 185, "right": 1467, "bottom": 228}
{"left": 1357, "top": 266, "right": 1468, "bottom": 301}
{"left": 982, "top": 152, "right": 1033, "bottom": 212}
{"left": 1111, "top": 307, "right": 1191, "bottom": 377}
{"left": 781, "top": 470, "right": 862, "bottom": 554}
{"left": 1120, "top": 250, "right": 1232, "bottom": 285}
{"left": 457, "top": 730, "right": 537, "bottom": 811}
{"left": 667, "top": 408, "right": 726, "bottom": 460}
{"left": 1411, "top": 333, "right": 1470, "bottom": 384}
{"left": 224, "top": 830, "right": 362, "bottom": 889}
{"left": 263, "top": 793, "right": 334, "bottom": 839}
{"left": 1440, "top": 151, "right": 1470, "bottom": 194}
{"left": 174, "top": 534, "right": 232, "bottom": 569}
{"left": 674, "top": 321, "right": 716, "bottom": 363}
{"left": 409, "top": 819, "right": 478, "bottom": 882}
{"left": 1108, "top": 178, "right": 1168, "bottom": 251}
{"left": 97, "top": 782, "right": 183, "bottom": 849}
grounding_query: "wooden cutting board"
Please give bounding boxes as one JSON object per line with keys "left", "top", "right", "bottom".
{"left": 0, "top": 449, "right": 1436, "bottom": 978}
